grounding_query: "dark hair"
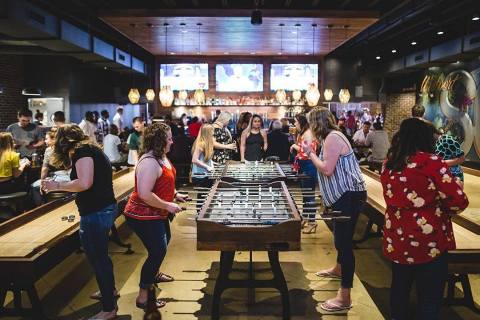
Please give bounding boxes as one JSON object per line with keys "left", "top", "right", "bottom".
{"left": 18, "top": 109, "right": 32, "bottom": 118}
{"left": 34, "top": 109, "right": 43, "bottom": 120}
{"left": 92, "top": 111, "right": 99, "bottom": 118}
{"left": 101, "top": 109, "right": 109, "bottom": 117}
{"left": 164, "top": 114, "right": 173, "bottom": 122}
{"left": 363, "top": 121, "right": 371, "bottom": 127}
{"left": 385, "top": 118, "right": 435, "bottom": 172}
{"left": 373, "top": 121, "right": 383, "bottom": 130}
{"left": 191, "top": 116, "right": 199, "bottom": 123}
{"left": 85, "top": 111, "right": 95, "bottom": 123}
{"left": 110, "top": 124, "right": 119, "bottom": 135}
{"left": 132, "top": 116, "right": 143, "bottom": 124}
{"left": 294, "top": 114, "right": 309, "bottom": 136}
{"left": 250, "top": 114, "right": 264, "bottom": 128}
{"left": 50, "top": 124, "right": 94, "bottom": 169}
{"left": 140, "top": 122, "right": 171, "bottom": 159}
{"left": 53, "top": 111, "right": 65, "bottom": 123}
{"left": 411, "top": 104, "right": 425, "bottom": 118}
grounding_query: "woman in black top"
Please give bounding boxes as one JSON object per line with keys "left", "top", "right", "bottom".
{"left": 240, "top": 114, "right": 268, "bottom": 162}
{"left": 42, "top": 124, "right": 118, "bottom": 320}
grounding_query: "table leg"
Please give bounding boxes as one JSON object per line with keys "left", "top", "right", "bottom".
{"left": 268, "top": 251, "right": 290, "bottom": 320}
{"left": 211, "top": 251, "right": 235, "bottom": 320}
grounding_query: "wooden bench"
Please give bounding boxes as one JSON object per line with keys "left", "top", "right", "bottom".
{"left": 361, "top": 168, "right": 480, "bottom": 312}
{"left": 0, "top": 168, "right": 135, "bottom": 318}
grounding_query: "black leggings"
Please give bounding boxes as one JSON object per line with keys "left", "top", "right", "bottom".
{"left": 0, "top": 179, "right": 23, "bottom": 195}
{"left": 331, "top": 191, "right": 367, "bottom": 288}
{"left": 390, "top": 253, "right": 448, "bottom": 320}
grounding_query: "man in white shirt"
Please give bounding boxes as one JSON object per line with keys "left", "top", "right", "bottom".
{"left": 112, "top": 106, "right": 124, "bottom": 133}
{"left": 352, "top": 121, "right": 371, "bottom": 160}
{"left": 103, "top": 124, "right": 127, "bottom": 164}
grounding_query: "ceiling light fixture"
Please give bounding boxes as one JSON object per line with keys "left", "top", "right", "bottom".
{"left": 391, "top": 49, "right": 397, "bottom": 53}
{"left": 311, "top": 23, "right": 317, "bottom": 56}
{"left": 251, "top": 0, "right": 262, "bottom": 25}
{"left": 411, "top": 41, "right": 417, "bottom": 46}
{"left": 437, "top": 30, "right": 444, "bottom": 35}
{"left": 295, "top": 23, "right": 301, "bottom": 56}
{"left": 279, "top": 23, "right": 284, "bottom": 55}
{"left": 376, "top": 56, "right": 381, "bottom": 60}
{"left": 128, "top": 23, "right": 140, "bottom": 104}
{"left": 145, "top": 23, "right": 156, "bottom": 102}
{"left": 197, "top": 23, "right": 202, "bottom": 55}
{"left": 472, "top": 14, "right": 479, "bottom": 21}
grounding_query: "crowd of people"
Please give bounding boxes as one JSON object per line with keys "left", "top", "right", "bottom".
{"left": 0, "top": 103, "right": 471, "bottom": 319}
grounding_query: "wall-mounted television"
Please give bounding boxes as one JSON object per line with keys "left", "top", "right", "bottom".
{"left": 270, "top": 64, "right": 318, "bottom": 91}
{"left": 160, "top": 63, "right": 209, "bottom": 90}
{"left": 216, "top": 64, "right": 263, "bottom": 92}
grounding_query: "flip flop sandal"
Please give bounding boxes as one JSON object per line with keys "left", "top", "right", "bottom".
{"left": 89, "top": 290, "right": 120, "bottom": 300}
{"left": 155, "top": 272, "right": 174, "bottom": 283}
{"left": 136, "top": 298, "right": 167, "bottom": 310}
{"left": 320, "top": 300, "right": 352, "bottom": 312}
{"left": 315, "top": 270, "right": 341, "bottom": 279}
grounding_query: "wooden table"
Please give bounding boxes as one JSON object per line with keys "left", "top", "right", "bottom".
{"left": 0, "top": 168, "right": 134, "bottom": 318}
{"left": 361, "top": 169, "right": 480, "bottom": 311}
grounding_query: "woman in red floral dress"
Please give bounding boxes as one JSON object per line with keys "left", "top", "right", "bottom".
{"left": 381, "top": 118, "right": 469, "bottom": 320}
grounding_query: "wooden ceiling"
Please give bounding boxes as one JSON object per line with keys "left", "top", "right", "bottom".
{"left": 102, "top": 15, "right": 377, "bottom": 56}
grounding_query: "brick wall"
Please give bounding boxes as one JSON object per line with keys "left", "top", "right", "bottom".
{"left": 0, "top": 55, "right": 27, "bottom": 130}
{"left": 383, "top": 93, "right": 416, "bottom": 139}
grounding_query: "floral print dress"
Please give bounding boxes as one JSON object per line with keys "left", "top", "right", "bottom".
{"left": 380, "top": 152, "right": 469, "bottom": 265}
{"left": 213, "top": 127, "right": 233, "bottom": 164}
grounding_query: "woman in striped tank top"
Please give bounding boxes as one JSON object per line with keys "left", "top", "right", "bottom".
{"left": 302, "top": 107, "right": 367, "bottom": 312}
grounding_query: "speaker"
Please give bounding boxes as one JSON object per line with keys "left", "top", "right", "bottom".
{"left": 251, "top": 10, "right": 262, "bottom": 25}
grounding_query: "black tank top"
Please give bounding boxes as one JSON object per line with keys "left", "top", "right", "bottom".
{"left": 245, "top": 131, "right": 264, "bottom": 161}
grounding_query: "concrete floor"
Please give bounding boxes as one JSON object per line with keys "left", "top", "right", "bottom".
{"left": 3, "top": 198, "right": 480, "bottom": 319}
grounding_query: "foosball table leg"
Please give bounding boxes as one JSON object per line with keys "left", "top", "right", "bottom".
{"left": 211, "top": 251, "right": 235, "bottom": 320}
{"left": 268, "top": 251, "right": 291, "bottom": 320}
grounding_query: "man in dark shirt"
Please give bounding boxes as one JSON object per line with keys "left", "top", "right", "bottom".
{"left": 266, "top": 120, "right": 291, "bottom": 161}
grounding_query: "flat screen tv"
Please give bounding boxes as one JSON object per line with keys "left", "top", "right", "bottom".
{"left": 160, "top": 63, "right": 209, "bottom": 90}
{"left": 270, "top": 64, "right": 318, "bottom": 91}
{"left": 216, "top": 64, "right": 263, "bottom": 92}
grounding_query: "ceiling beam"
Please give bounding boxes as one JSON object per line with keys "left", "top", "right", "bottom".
{"left": 311, "top": 0, "right": 321, "bottom": 7}
{"left": 192, "top": 0, "right": 200, "bottom": 6}
{"left": 221, "top": 0, "right": 228, "bottom": 7}
{"left": 99, "top": 9, "right": 379, "bottom": 19}
{"left": 162, "top": 0, "right": 176, "bottom": 7}
{"left": 284, "top": 0, "right": 293, "bottom": 7}
{"left": 340, "top": 0, "right": 352, "bottom": 8}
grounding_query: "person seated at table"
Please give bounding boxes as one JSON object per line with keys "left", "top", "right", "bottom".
{"left": 365, "top": 121, "right": 389, "bottom": 162}
{"left": 103, "top": 124, "right": 127, "bottom": 166}
{"left": 265, "top": 120, "right": 290, "bottom": 161}
{"left": 31, "top": 129, "right": 71, "bottom": 205}
{"left": 0, "top": 132, "right": 30, "bottom": 195}
{"left": 352, "top": 121, "right": 371, "bottom": 160}
{"left": 240, "top": 114, "right": 268, "bottom": 162}
{"left": 6, "top": 109, "right": 45, "bottom": 158}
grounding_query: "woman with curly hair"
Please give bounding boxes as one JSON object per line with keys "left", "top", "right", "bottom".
{"left": 41, "top": 124, "right": 118, "bottom": 320}
{"left": 302, "top": 107, "right": 366, "bottom": 312}
{"left": 123, "top": 122, "right": 189, "bottom": 310}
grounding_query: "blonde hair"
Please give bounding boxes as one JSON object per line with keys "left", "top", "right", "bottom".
{"left": 0, "top": 132, "right": 15, "bottom": 159}
{"left": 192, "top": 124, "right": 214, "bottom": 161}
{"left": 215, "top": 111, "right": 232, "bottom": 126}
{"left": 307, "top": 107, "right": 340, "bottom": 140}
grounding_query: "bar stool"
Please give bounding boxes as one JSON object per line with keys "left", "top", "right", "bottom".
{"left": 0, "top": 191, "right": 28, "bottom": 216}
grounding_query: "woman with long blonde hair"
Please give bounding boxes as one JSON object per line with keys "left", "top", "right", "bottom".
{"left": 0, "top": 132, "right": 30, "bottom": 194}
{"left": 191, "top": 124, "right": 215, "bottom": 185}
{"left": 212, "top": 111, "right": 237, "bottom": 163}
{"left": 302, "top": 107, "right": 366, "bottom": 312}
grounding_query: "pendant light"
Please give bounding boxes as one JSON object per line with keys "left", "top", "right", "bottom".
{"left": 128, "top": 23, "right": 140, "bottom": 104}
{"left": 339, "top": 88, "right": 351, "bottom": 104}
{"left": 178, "top": 90, "right": 188, "bottom": 102}
{"left": 305, "top": 83, "right": 320, "bottom": 107}
{"left": 196, "top": 22, "right": 202, "bottom": 55}
{"left": 324, "top": 89, "right": 333, "bottom": 110}
{"left": 145, "top": 23, "right": 156, "bottom": 102}
{"left": 275, "top": 89, "right": 287, "bottom": 104}
{"left": 159, "top": 23, "right": 174, "bottom": 107}
{"left": 292, "top": 90, "right": 302, "bottom": 103}
{"left": 194, "top": 89, "right": 205, "bottom": 105}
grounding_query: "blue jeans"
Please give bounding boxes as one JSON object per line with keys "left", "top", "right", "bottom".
{"left": 126, "top": 217, "right": 168, "bottom": 289}
{"left": 79, "top": 203, "right": 117, "bottom": 312}
{"left": 298, "top": 159, "right": 317, "bottom": 222}
{"left": 391, "top": 253, "right": 448, "bottom": 320}
{"left": 331, "top": 191, "right": 366, "bottom": 288}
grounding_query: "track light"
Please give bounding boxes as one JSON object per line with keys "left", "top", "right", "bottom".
{"left": 473, "top": 14, "right": 480, "bottom": 21}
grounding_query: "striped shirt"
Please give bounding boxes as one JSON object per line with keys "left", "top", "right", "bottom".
{"left": 317, "top": 131, "right": 366, "bottom": 206}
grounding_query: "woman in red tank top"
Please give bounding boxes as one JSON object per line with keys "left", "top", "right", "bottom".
{"left": 124, "top": 122, "right": 189, "bottom": 310}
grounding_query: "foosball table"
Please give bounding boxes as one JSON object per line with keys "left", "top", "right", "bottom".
{"left": 189, "top": 162, "right": 348, "bottom": 320}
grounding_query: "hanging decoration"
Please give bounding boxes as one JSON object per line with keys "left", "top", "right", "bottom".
{"left": 339, "top": 88, "right": 351, "bottom": 104}
{"left": 275, "top": 89, "right": 287, "bottom": 104}
{"left": 178, "top": 90, "right": 188, "bottom": 101}
{"left": 159, "top": 86, "right": 174, "bottom": 107}
{"left": 305, "top": 84, "right": 320, "bottom": 107}
{"left": 292, "top": 89, "right": 302, "bottom": 102}
{"left": 145, "top": 88, "right": 156, "bottom": 102}
{"left": 194, "top": 89, "right": 205, "bottom": 105}
{"left": 128, "top": 88, "right": 140, "bottom": 104}
{"left": 324, "top": 89, "right": 333, "bottom": 101}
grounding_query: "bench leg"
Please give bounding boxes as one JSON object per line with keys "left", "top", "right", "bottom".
{"left": 445, "top": 274, "right": 480, "bottom": 313}
{"left": 109, "top": 225, "right": 134, "bottom": 254}
{"left": 354, "top": 218, "right": 381, "bottom": 243}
